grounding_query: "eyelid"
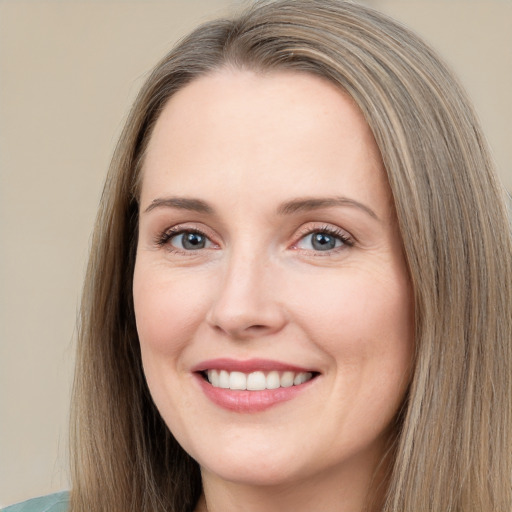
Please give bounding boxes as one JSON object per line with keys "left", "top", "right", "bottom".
{"left": 152, "top": 221, "right": 354, "bottom": 255}
{"left": 154, "top": 223, "right": 220, "bottom": 253}
{"left": 290, "top": 223, "right": 355, "bottom": 252}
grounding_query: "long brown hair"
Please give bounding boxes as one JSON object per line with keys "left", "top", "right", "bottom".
{"left": 70, "top": 1, "right": 512, "bottom": 510}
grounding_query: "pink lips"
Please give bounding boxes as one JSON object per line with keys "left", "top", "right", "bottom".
{"left": 191, "top": 358, "right": 313, "bottom": 374}
{"left": 192, "top": 358, "right": 318, "bottom": 413}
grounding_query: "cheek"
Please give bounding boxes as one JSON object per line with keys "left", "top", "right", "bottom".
{"left": 132, "top": 263, "right": 211, "bottom": 358}
{"left": 293, "top": 268, "right": 412, "bottom": 348}
{"left": 132, "top": 264, "right": 212, "bottom": 426}
{"left": 290, "top": 265, "right": 414, "bottom": 404}
{"left": 306, "top": 269, "right": 413, "bottom": 433}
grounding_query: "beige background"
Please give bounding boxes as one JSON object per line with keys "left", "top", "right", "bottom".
{"left": 1, "top": 0, "right": 510, "bottom": 506}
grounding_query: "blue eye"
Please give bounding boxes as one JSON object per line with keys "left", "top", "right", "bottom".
{"left": 169, "top": 231, "right": 212, "bottom": 250}
{"left": 296, "top": 229, "right": 351, "bottom": 252}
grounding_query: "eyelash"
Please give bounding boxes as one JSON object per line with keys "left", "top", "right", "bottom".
{"left": 154, "top": 224, "right": 354, "bottom": 255}
{"left": 293, "top": 225, "right": 354, "bottom": 254}
{"left": 154, "top": 226, "right": 211, "bottom": 251}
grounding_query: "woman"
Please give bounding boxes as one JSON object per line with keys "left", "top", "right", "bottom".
{"left": 6, "top": 0, "right": 511, "bottom": 511}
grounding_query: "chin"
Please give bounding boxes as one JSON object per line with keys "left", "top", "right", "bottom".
{"left": 200, "top": 458, "right": 303, "bottom": 488}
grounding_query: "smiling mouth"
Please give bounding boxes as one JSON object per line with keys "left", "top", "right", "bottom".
{"left": 194, "top": 360, "right": 320, "bottom": 412}
{"left": 200, "top": 369, "right": 317, "bottom": 391}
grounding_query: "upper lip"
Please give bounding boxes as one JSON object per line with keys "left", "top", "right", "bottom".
{"left": 191, "top": 358, "right": 317, "bottom": 374}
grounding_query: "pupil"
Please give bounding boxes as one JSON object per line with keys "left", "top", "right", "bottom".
{"left": 312, "top": 232, "right": 335, "bottom": 251}
{"left": 183, "top": 232, "right": 205, "bottom": 250}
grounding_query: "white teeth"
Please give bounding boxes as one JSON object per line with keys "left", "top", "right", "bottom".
{"left": 280, "top": 371, "right": 295, "bottom": 388}
{"left": 294, "top": 372, "right": 311, "bottom": 385}
{"left": 219, "top": 370, "right": 230, "bottom": 389}
{"left": 229, "top": 371, "right": 247, "bottom": 390}
{"left": 247, "top": 371, "right": 266, "bottom": 391}
{"left": 208, "top": 369, "right": 219, "bottom": 387}
{"left": 266, "top": 371, "right": 280, "bottom": 389}
{"left": 206, "top": 370, "right": 314, "bottom": 390}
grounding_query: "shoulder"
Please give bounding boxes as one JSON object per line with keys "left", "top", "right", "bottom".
{"left": 2, "top": 492, "right": 69, "bottom": 512}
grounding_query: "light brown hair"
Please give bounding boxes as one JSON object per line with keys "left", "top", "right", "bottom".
{"left": 70, "top": 1, "right": 512, "bottom": 510}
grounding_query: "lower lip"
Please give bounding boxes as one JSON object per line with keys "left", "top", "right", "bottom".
{"left": 195, "top": 373, "right": 316, "bottom": 413}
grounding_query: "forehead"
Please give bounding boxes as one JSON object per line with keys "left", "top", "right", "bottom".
{"left": 140, "top": 69, "right": 390, "bottom": 217}
{"left": 145, "top": 68, "right": 374, "bottom": 155}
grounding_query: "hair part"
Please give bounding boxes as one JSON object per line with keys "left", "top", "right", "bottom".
{"left": 70, "top": 1, "right": 512, "bottom": 511}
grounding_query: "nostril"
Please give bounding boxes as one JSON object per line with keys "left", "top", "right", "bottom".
{"left": 213, "top": 322, "right": 273, "bottom": 335}
{"left": 207, "top": 302, "right": 287, "bottom": 339}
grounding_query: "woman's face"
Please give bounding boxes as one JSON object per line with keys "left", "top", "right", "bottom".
{"left": 134, "top": 70, "right": 414, "bottom": 490}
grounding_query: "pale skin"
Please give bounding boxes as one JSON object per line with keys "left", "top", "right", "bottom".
{"left": 133, "top": 69, "right": 414, "bottom": 512}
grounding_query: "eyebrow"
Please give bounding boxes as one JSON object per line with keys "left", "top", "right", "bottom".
{"left": 144, "top": 197, "right": 213, "bottom": 214}
{"left": 143, "top": 195, "right": 379, "bottom": 220}
{"left": 277, "top": 197, "right": 379, "bottom": 220}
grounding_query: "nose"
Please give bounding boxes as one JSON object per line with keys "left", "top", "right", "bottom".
{"left": 206, "top": 252, "right": 287, "bottom": 340}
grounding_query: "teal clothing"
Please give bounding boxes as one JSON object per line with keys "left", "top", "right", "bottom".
{"left": 2, "top": 492, "right": 69, "bottom": 512}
